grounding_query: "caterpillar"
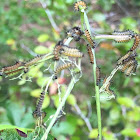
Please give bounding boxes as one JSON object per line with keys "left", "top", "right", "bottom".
{"left": 96, "top": 66, "right": 100, "bottom": 86}
{"left": 4, "top": 68, "right": 23, "bottom": 77}
{"left": 74, "top": 1, "right": 87, "bottom": 11}
{"left": 87, "top": 44, "right": 94, "bottom": 64}
{"left": 1, "top": 61, "right": 24, "bottom": 74}
{"left": 125, "top": 64, "right": 135, "bottom": 76}
{"left": 113, "top": 30, "right": 134, "bottom": 36}
{"left": 113, "top": 30, "right": 134, "bottom": 43}
{"left": 121, "top": 59, "right": 135, "bottom": 73}
{"left": 61, "top": 46, "right": 84, "bottom": 58}
{"left": 130, "top": 34, "right": 140, "bottom": 51}
{"left": 25, "top": 55, "right": 44, "bottom": 67}
{"left": 117, "top": 51, "right": 132, "bottom": 65}
{"left": 54, "top": 63, "right": 72, "bottom": 79}
{"left": 53, "top": 41, "right": 64, "bottom": 60}
{"left": 32, "top": 91, "right": 46, "bottom": 118}
{"left": 67, "top": 27, "right": 84, "bottom": 41}
{"left": 85, "top": 30, "right": 95, "bottom": 48}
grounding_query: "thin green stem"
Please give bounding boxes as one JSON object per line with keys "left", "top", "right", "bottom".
{"left": 82, "top": 10, "right": 102, "bottom": 140}
{"left": 41, "top": 78, "right": 76, "bottom": 140}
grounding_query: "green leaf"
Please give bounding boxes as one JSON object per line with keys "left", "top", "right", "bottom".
{"left": 117, "top": 97, "right": 135, "bottom": 108}
{"left": 88, "top": 129, "right": 98, "bottom": 139}
{"left": 121, "top": 128, "right": 136, "bottom": 137}
{"left": 67, "top": 94, "right": 76, "bottom": 106}
{"left": 30, "top": 89, "right": 42, "bottom": 97}
{"left": 42, "top": 95, "right": 50, "bottom": 109}
{"left": 34, "top": 45, "right": 49, "bottom": 54}
{"left": 37, "top": 34, "right": 49, "bottom": 42}
{"left": 93, "top": 12, "right": 106, "bottom": 22}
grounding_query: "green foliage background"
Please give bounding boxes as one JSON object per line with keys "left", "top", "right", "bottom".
{"left": 0, "top": 0, "right": 140, "bottom": 140}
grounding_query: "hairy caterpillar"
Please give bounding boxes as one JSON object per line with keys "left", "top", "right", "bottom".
{"left": 67, "top": 27, "right": 84, "bottom": 41}
{"left": 113, "top": 30, "right": 134, "bottom": 43}
{"left": 96, "top": 66, "right": 100, "bottom": 86}
{"left": 87, "top": 44, "right": 94, "bottom": 64}
{"left": 130, "top": 34, "right": 140, "bottom": 51}
{"left": 53, "top": 41, "right": 64, "bottom": 60}
{"left": 117, "top": 51, "right": 131, "bottom": 65}
{"left": 61, "top": 46, "right": 84, "bottom": 58}
{"left": 54, "top": 63, "right": 72, "bottom": 79}
{"left": 121, "top": 59, "right": 136, "bottom": 73}
{"left": 85, "top": 30, "right": 95, "bottom": 48}
{"left": 4, "top": 68, "right": 23, "bottom": 77}
{"left": 1, "top": 61, "right": 24, "bottom": 73}
{"left": 25, "top": 55, "right": 44, "bottom": 67}
{"left": 32, "top": 91, "right": 46, "bottom": 119}
{"left": 74, "top": 1, "right": 87, "bottom": 11}
{"left": 125, "top": 64, "right": 135, "bottom": 76}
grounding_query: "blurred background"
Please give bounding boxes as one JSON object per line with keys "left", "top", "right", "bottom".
{"left": 0, "top": 0, "right": 140, "bottom": 140}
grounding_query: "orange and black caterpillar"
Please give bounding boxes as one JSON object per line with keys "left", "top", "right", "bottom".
{"left": 60, "top": 46, "right": 84, "bottom": 58}
{"left": 54, "top": 63, "right": 72, "bottom": 79}
{"left": 96, "top": 66, "right": 101, "bottom": 86}
{"left": 113, "top": 30, "right": 134, "bottom": 43}
{"left": 0, "top": 61, "right": 24, "bottom": 76}
{"left": 87, "top": 44, "right": 94, "bottom": 64}
{"left": 117, "top": 51, "right": 132, "bottom": 65}
{"left": 3, "top": 68, "right": 23, "bottom": 77}
{"left": 125, "top": 64, "right": 135, "bottom": 76}
{"left": 32, "top": 91, "right": 46, "bottom": 119}
{"left": 25, "top": 55, "right": 44, "bottom": 67}
{"left": 85, "top": 30, "right": 95, "bottom": 48}
{"left": 130, "top": 34, "right": 140, "bottom": 51}
{"left": 74, "top": 1, "right": 87, "bottom": 11}
{"left": 121, "top": 59, "right": 136, "bottom": 73}
{"left": 67, "top": 27, "right": 84, "bottom": 41}
{"left": 53, "top": 41, "right": 64, "bottom": 60}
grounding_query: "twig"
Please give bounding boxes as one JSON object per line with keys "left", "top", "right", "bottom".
{"left": 40, "top": 0, "right": 60, "bottom": 32}
{"left": 41, "top": 78, "right": 76, "bottom": 140}
{"left": 74, "top": 104, "right": 92, "bottom": 131}
{"left": 20, "top": 43, "right": 37, "bottom": 56}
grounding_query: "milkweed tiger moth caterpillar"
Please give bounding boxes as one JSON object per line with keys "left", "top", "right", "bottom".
{"left": 32, "top": 91, "right": 46, "bottom": 119}
{"left": 53, "top": 41, "right": 64, "bottom": 60}
{"left": 117, "top": 51, "right": 132, "bottom": 65}
{"left": 85, "top": 30, "right": 95, "bottom": 48}
{"left": 61, "top": 46, "right": 84, "bottom": 58}
{"left": 25, "top": 55, "right": 44, "bottom": 67}
{"left": 74, "top": 1, "right": 87, "bottom": 11}
{"left": 67, "top": 27, "right": 84, "bottom": 41}
{"left": 87, "top": 44, "right": 94, "bottom": 64}
{"left": 121, "top": 59, "right": 136, "bottom": 73}
{"left": 54, "top": 63, "right": 72, "bottom": 79}
{"left": 125, "top": 64, "right": 135, "bottom": 76}
{"left": 4, "top": 68, "right": 23, "bottom": 77}
{"left": 113, "top": 30, "right": 134, "bottom": 43}
{"left": 96, "top": 66, "right": 100, "bottom": 86}
{"left": 130, "top": 34, "right": 140, "bottom": 51}
{"left": 1, "top": 61, "right": 24, "bottom": 73}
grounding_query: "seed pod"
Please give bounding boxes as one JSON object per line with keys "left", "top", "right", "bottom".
{"left": 85, "top": 30, "right": 95, "bottom": 48}
{"left": 74, "top": 1, "right": 87, "bottom": 11}
{"left": 96, "top": 66, "right": 100, "bottom": 86}
{"left": 130, "top": 34, "right": 140, "bottom": 51}
{"left": 87, "top": 44, "right": 94, "bottom": 64}
{"left": 54, "top": 63, "right": 72, "bottom": 79}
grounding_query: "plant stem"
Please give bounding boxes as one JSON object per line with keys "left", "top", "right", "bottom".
{"left": 83, "top": 10, "right": 102, "bottom": 140}
{"left": 41, "top": 78, "right": 76, "bottom": 140}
